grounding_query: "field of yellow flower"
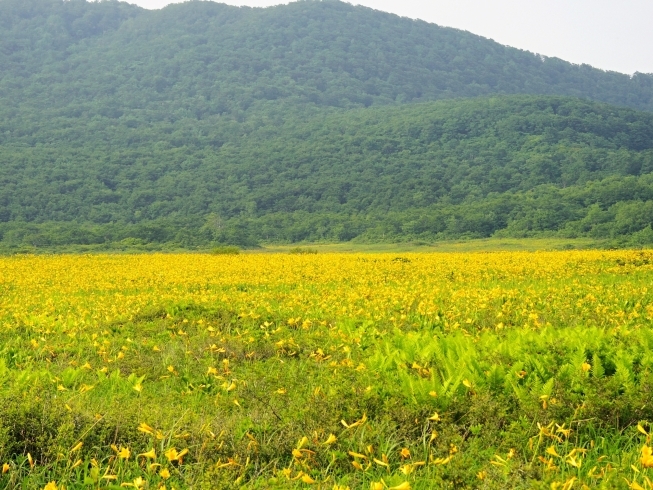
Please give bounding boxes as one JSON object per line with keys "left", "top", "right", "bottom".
{"left": 2, "top": 251, "right": 653, "bottom": 489}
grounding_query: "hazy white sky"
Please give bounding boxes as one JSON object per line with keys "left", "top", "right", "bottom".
{"left": 128, "top": 0, "right": 653, "bottom": 75}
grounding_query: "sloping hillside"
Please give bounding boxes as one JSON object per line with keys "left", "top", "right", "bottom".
{"left": 2, "top": 96, "right": 653, "bottom": 248}
{"left": 0, "top": 0, "right": 652, "bottom": 125}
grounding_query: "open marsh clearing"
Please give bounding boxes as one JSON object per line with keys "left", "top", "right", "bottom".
{"left": 1, "top": 251, "right": 653, "bottom": 489}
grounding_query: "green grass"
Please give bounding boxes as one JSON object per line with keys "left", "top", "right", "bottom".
{"left": 3, "top": 304, "right": 650, "bottom": 489}
{"left": 258, "top": 237, "right": 610, "bottom": 254}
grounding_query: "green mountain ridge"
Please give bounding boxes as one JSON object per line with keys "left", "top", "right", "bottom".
{"left": 1, "top": 0, "right": 652, "bottom": 119}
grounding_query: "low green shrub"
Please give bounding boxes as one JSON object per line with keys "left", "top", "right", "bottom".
{"left": 210, "top": 245, "right": 241, "bottom": 255}
{"left": 288, "top": 247, "right": 317, "bottom": 254}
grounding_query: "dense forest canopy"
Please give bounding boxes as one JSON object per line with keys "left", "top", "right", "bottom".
{"left": 1, "top": 0, "right": 652, "bottom": 120}
{"left": 2, "top": 95, "right": 653, "bottom": 248}
{"left": 1, "top": 0, "right": 653, "bottom": 249}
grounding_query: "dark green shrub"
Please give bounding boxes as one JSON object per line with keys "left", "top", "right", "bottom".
{"left": 288, "top": 247, "right": 317, "bottom": 255}
{"left": 210, "top": 246, "right": 241, "bottom": 255}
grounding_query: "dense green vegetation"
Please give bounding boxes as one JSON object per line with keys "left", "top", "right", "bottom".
{"left": 2, "top": 95, "right": 653, "bottom": 250}
{"left": 2, "top": 0, "right": 652, "bottom": 119}
{"left": 2, "top": 0, "right": 653, "bottom": 249}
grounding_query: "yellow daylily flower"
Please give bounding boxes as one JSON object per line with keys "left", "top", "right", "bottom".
{"left": 138, "top": 448, "right": 157, "bottom": 459}
{"left": 348, "top": 451, "right": 368, "bottom": 460}
{"left": 641, "top": 445, "right": 653, "bottom": 468}
{"left": 388, "top": 483, "right": 411, "bottom": 490}
{"left": 137, "top": 423, "right": 155, "bottom": 435}
{"left": 296, "top": 436, "right": 309, "bottom": 449}
{"left": 373, "top": 458, "right": 389, "bottom": 468}
{"left": 164, "top": 447, "right": 188, "bottom": 463}
{"left": 430, "top": 455, "right": 452, "bottom": 465}
{"left": 546, "top": 446, "right": 561, "bottom": 458}
{"left": 120, "top": 476, "right": 145, "bottom": 488}
{"left": 300, "top": 474, "right": 316, "bottom": 484}
{"left": 323, "top": 434, "right": 337, "bottom": 445}
{"left": 341, "top": 413, "right": 367, "bottom": 429}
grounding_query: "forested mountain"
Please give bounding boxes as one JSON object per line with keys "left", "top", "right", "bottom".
{"left": 2, "top": 96, "right": 653, "bottom": 249}
{"left": 1, "top": 0, "right": 653, "bottom": 249}
{"left": 1, "top": 0, "right": 652, "bottom": 123}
